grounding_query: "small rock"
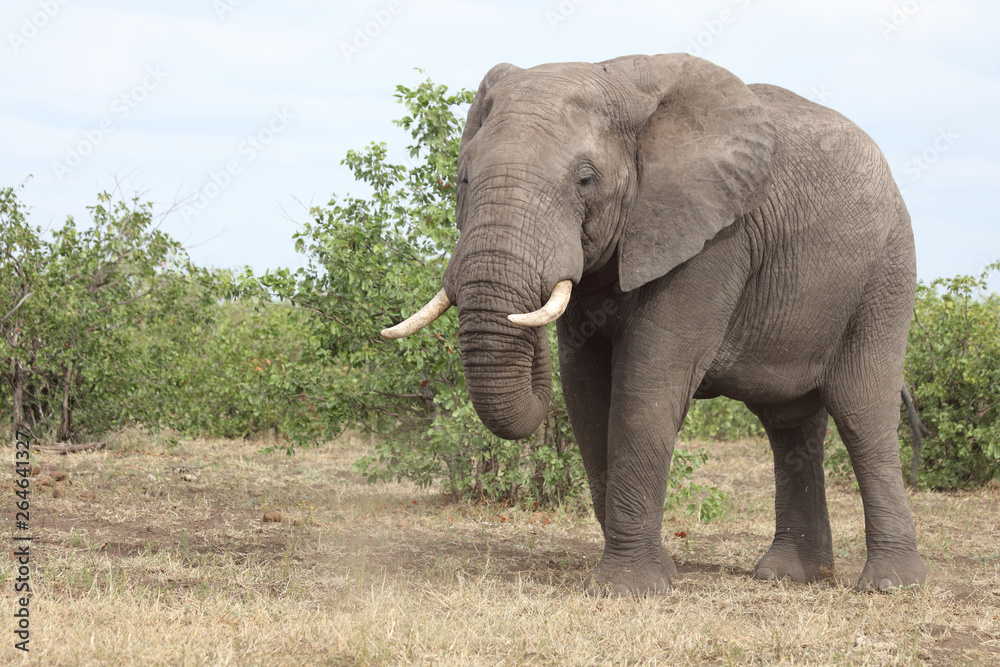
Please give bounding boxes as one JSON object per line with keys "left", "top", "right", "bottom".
{"left": 181, "top": 474, "right": 198, "bottom": 482}
{"left": 52, "top": 471, "right": 68, "bottom": 482}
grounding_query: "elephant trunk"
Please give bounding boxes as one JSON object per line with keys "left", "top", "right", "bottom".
{"left": 441, "top": 177, "right": 581, "bottom": 440}
{"left": 456, "top": 284, "right": 552, "bottom": 440}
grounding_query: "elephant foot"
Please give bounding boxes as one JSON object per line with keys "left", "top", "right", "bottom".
{"left": 753, "top": 542, "right": 835, "bottom": 584}
{"left": 584, "top": 545, "right": 676, "bottom": 597}
{"left": 856, "top": 553, "right": 929, "bottom": 592}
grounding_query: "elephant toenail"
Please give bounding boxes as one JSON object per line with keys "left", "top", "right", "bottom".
{"left": 755, "top": 567, "right": 776, "bottom": 580}
{"left": 878, "top": 578, "right": 895, "bottom": 591}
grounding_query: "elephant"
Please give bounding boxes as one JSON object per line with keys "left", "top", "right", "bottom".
{"left": 382, "top": 53, "right": 929, "bottom": 596}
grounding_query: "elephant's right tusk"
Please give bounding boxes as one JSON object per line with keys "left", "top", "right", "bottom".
{"left": 381, "top": 289, "right": 452, "bottom": 339}
{"left": 508, "top": 280, "right": 573, "bottom": 327}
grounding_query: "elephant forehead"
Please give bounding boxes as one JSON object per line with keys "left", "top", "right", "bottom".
{"left": 487, "top": 64, "right": 631, "bottom": 118}
{"left": 469, "top": 119, "right": 601, "bottom": 170}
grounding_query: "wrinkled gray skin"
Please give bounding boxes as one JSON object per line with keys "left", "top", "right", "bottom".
{"left": 437, "top": 54, "right": 929, "bottom": 596}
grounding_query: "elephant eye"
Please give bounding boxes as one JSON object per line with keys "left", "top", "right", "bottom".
{"left": 577, "top": 165, "right": 598, "bottom": 189}
{"left": 459, "top": 176, "right": 469, "bottom": 185}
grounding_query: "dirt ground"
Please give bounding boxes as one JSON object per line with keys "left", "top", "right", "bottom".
{"left": 2, "top": 431, "right": 999, "bottom": 665}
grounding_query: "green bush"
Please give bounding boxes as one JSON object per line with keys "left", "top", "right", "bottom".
{"left": 247, "top": 77, "right": 736, "bottom": 509}
{"left": 242, "top": 79, "right": 582, "bottom": 504}
{"left": 0, "top": 185, "right": 334, "bottom": 446}
{"left": 1, "top": 188, "right": 190, "bottom": 441}
{"left": 903, "top": 264, "right": 1000, "bottom": 489}
{"left": 665, "top": 448, "right": 730, "bottom": 522}
{"left": 133, "top": 288, "right": 335, "bottom": 443}
{"left": 682, "top": 397, "right": 765, "bottom": 441}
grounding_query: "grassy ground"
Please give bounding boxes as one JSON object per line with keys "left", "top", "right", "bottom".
{"left": 2, "top": 431, "right": 998, "bottom": 665}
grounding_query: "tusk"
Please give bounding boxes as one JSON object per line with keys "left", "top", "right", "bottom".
{"left": 380, "top": 289, "right": 452, "bottom": 339}
{"left": 507, "top": 280, "right": 573, "bottom": 327}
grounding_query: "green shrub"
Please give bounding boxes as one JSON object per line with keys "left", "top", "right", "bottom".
{"left": 682, "top": 397, "right": 765, "bottom": 441}
{"left": 665, "top": 448, "right": 730, "bottom": 522}
{"left": 0, "top": 185, "right": 334, "bottom": 445}
{"left": 903, "top": 264, "right": 1000, "bottom": 489}
{"left": 0, "top": 188, "right": 190, "bottom": 441}
{"left": 133, "top": 290, "right": 335, "bottom": 442}
{"left": 247, "top": 77, "right": 735, "bottom": 509}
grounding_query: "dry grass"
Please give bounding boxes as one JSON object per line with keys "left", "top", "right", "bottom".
{"left": 2, "top": 430, "right": 998, "bottom": 665}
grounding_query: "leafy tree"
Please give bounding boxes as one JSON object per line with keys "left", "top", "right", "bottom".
{"left": 245, "top": 78, "right": 585, "bottom": 503}
{"left": 1, "top": 186, "right": 189, "bottom": 441}
{"left": 249, "top": 77, "right": 732, "bottom": 509}
{"left": 1, "top": 184, "right": 339, "bottom": 446}
{"left": 0, "top": 184, "right": 44, "bottom": 436}
{"left": 904, "top": 264, "right": 1000, "bottom": 488}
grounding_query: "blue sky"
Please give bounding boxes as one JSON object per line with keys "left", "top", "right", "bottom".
{"left": 2, "top": 0, "right": 997, "bottom": 289}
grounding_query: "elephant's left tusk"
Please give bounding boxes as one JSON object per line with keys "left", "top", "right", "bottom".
{"left": 381, "top": 289, "right": 452, "bottom": 339}
{"left": 508, "top": 280, "right": 573, "bottom": 327}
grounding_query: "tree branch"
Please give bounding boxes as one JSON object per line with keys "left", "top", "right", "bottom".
{"left": 1, "top": 290, "right": 34, "bottom": 324}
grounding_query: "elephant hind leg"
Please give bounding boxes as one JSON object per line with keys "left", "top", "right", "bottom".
{"left": 747, "top": 398, "right": 835, "bottom": 583}
{"left": 823, "top": 378, "right": 929, "bottom": 590}
{"left": 822, "top": 362, "right": 929, "bottom": 590}
{"left": 821, "top": 238, "right": 928, "bottom": 591}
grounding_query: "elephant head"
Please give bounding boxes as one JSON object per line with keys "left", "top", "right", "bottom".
{"left": 382, "top": 54, "right": 776, "bottom": 440}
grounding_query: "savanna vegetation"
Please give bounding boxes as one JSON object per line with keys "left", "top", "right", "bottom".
{"left": 6, "top": 428, "right": 999, "bottom": 663}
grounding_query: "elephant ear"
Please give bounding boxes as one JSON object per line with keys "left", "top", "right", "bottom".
{"left": 456, "top": 62, "right": 521, "bottom": 230}
{"left": 608, "top": 54, "right": 776, "bottom": 292}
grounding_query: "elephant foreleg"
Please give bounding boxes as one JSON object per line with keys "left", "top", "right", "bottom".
{"left": 559, "top": 322, "right": 677, "bottom": 596}
{"left": 557, "top": 324, "right": 613, "bottom": 532}
{"left": 588, "top": 387, "right": 679, "bottom": 596}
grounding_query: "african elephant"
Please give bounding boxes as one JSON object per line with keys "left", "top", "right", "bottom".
{"left": 382, "top": 54, "right": 929, "bottom": 596}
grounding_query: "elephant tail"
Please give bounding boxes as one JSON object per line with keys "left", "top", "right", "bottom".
{"left": 901, "top": 386, "right": 927, "bottom": 488}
